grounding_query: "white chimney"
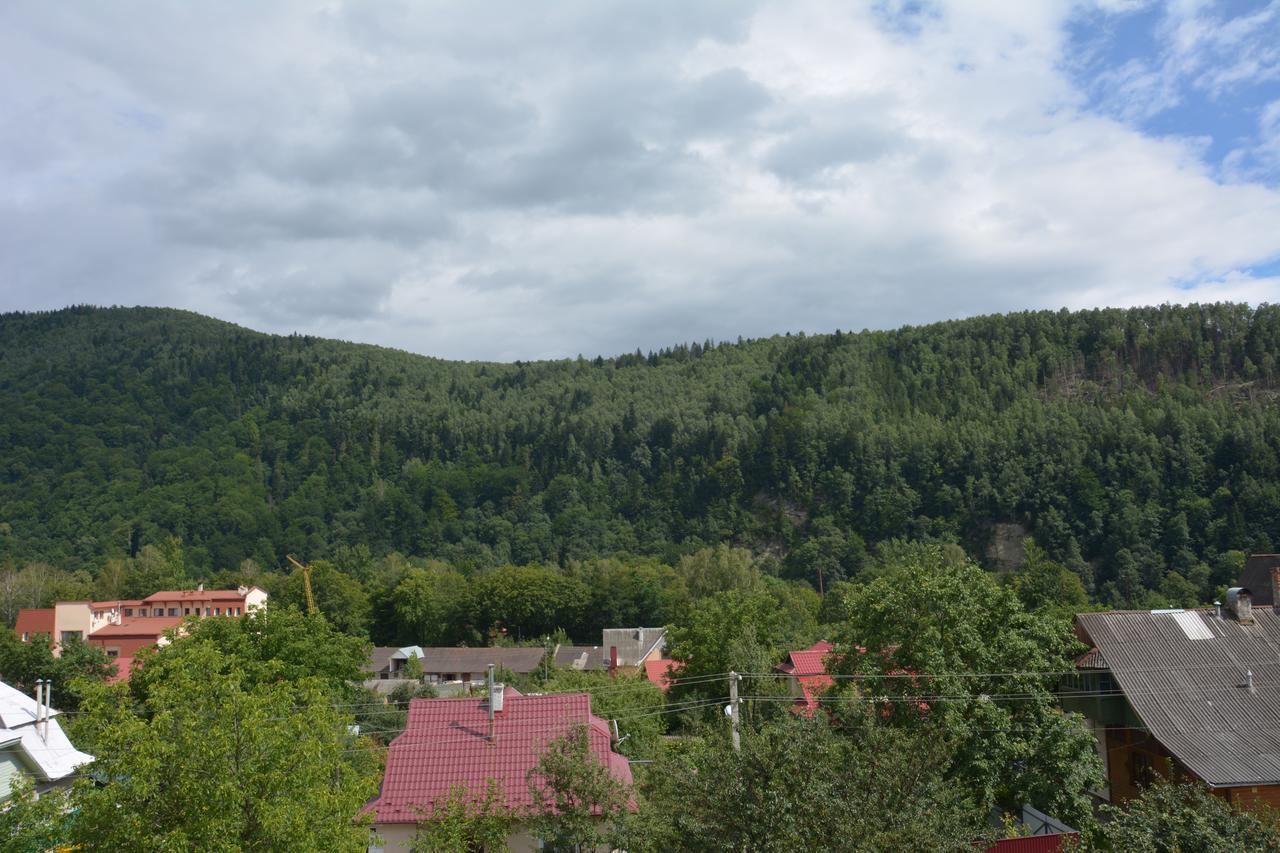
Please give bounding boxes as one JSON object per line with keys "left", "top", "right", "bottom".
{"left": 490, "top": 681, "right": 505, "bottom": 714}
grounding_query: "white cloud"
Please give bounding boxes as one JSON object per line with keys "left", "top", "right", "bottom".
{"left": 0, "top": 0, "right": 1278, "bottom": 360}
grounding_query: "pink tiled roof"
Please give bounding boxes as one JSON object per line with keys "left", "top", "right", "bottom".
{"left": 367, "top": 690, "right": 632, "bottom": 824}
{"left": 643, "top": 658, "right": 683, "bottom": 693}
{"left": 89, "top": 616, "right": 183, "bottom": 638}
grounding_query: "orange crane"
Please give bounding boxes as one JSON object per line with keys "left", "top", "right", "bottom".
{"left": 285, "top": 554, "right": 318, "bottom": 615}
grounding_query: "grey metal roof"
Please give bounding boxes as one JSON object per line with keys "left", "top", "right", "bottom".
{"left": 1076, "top": 607, "right": 1280, "bottom": 787}
{"left": 554, "top": 645, "right": 605, "bottom": 670}
{"left": 417, "top": 646, "right": 545, "bottom": 675}
{"left": 364, "top": 646, "right": 398, "bottom": 674}
{"left": 601, "top": 627, "right": 666, "bottom": 667}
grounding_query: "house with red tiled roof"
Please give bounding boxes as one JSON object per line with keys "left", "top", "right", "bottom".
{"left": 642, "top": 658, "right": 682, "bottom": 693}
{"left": 777, "top": 640, "right": 837, "bottom": 714}
{"left": 366, "top": 683, "right": 632, "bottom": 852}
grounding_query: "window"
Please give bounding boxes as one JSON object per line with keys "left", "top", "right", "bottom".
{"left": 105, "top": 647, "right": 119, "bottom": 659}
{"left": 204, "top": 607, "right": 211, "bottom": 615}
{"left": 166, "top": 607, "right": 178, "bottom": 617}
{"left": 153, "top": 607, "right": 164, "bottom": 616}
{"left": 60, "top": 630, "right": 82, "bottom": 643}
{"left": 124, "top": 608, "right": 133, "bottom": 617}
{"left": 21, "top": 632, "right": 29, "bottom": 642}
{"left": 234, "top": 607, "right": 241, "bottom": 616}
{"left": 184, "top": 608, "right": 191, "bottom": 615}
{"left": 215, "top": 607, "right": 221, "bottom": 615}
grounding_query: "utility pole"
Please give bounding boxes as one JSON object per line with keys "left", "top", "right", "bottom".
{"left": 729, "top": 670, "right": 741, "bottom": 753}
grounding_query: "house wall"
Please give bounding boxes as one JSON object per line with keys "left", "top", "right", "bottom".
{"left": 244, "top": 587, "right": 269, "bottom": 611}
{"left": 1104, "top": 727, "right": 1183, "bottom": 803}
{"left": 89, "top": 605, "right": 122, "bottom": 634}
{"left": 51, "top": 602, "right": 92, "bottom": 655}
{"left": 1226, "top": 785, "right": 1280, "bottom": 814}
{"left": 89, "top": 634, "right": 163, "bottom": 658}
{"left": 371, "top": 823, "right": 544, "bottom": 852}
{"left": 0, "top": 748, "right": 29, "bottom": 801}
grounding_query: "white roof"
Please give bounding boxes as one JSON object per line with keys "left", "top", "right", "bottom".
{"left": 0, "top": 680, "right": 94, "bottom": 781}
{"left": 391, "top": 645, "right": 425, "bottom": 660}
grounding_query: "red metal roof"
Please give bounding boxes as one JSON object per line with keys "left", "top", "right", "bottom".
{"left": 15, "top": 608, "right": 55, "bottom": 639}
{"left": 367, "top": 689, "right": 632, "bottom": 823}
{"left": 643, "top": 658, "right": 682, "bottom": 692}
{"left": 88, "top": 616, "right": 183, "bottom": 638}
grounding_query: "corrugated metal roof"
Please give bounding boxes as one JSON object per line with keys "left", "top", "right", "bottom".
{"left": 554, "top": 645, "right": 605, "bottom": 670}
{"left": 1076, "top": 607, "right": 1280, "bottom": 787}
{"left": 601, "top": 627, "right": 665, "bottom": 667}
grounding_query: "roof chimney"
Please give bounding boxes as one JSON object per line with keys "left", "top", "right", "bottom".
{"left": 1227, "top": 587, "right": 1254, "bottom": 624}
{"left": 489, "top": 680, "right": 505, "bottom": 714}
{"left": 197, "top": 583, "right": 203, "bottom": 593}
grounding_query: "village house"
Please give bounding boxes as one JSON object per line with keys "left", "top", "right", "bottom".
{"left": 600, "top": 627, "right": 666, "bottom": 671}
{"left": 1067, "top": 581, "right": 1280, "bottom": 814}
{"left": 777, "top": 640, "right": 837, "bottom": 714}
{"left": 365, "top": 680, "right": 632, "bottom": 852}
{"left": 0, "top": 679, "right": 94, "bottom": 799}
{"left": 642, "top": 657, "right": 681, "bottom": 692}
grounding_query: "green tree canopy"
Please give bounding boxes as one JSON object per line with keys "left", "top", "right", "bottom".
{"left": 829, "top": 543, "right": 1103, "bottom": 826}
{"left": 68, "top": 643, "right": 378, "bottom": 851}
{"left": 626, "top": 713, "right": 991, "bottom": 852}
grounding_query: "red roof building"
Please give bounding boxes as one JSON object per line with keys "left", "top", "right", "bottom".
{"left": 777, "top": 640, "right": 838, "bottom": 714}
{"left": 15, "top": 608, "right": 55, "bottom": 644}
{"left": 643, "top": 658, "right": 683, "bottom": 693}
{"left": 87, "top": 616, "right": 184, "bottom": 662}
{"left": 367, "top": 686, "right": 632, "bottom": 852}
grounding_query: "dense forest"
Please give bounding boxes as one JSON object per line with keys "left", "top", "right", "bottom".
{"left": 2, "top": 303, "right": 1279, "bottom": 629}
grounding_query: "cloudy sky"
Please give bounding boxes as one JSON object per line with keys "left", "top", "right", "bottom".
{"left": 2, "top": 1, "right": 1279, "bottom": 360}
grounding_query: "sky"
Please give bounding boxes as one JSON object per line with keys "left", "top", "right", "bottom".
{"left": 2, "top": 1, "right": 1279, "bottom": 361}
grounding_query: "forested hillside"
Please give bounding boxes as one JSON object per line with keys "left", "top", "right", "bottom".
{"left": 2, "top": 303, "right": 1279, "bottom": 615}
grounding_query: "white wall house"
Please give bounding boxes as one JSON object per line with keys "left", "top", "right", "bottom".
{"left": 0, "top": 679, "right": 94, "bottom": 800}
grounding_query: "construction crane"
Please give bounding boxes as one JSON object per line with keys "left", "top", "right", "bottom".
{"left": 286, "top": 554, "right": 318, "bottom": 615}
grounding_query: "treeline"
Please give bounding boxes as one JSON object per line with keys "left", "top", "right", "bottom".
{"left": 2, "top": 303, "right": 1279, "bottom": 608}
